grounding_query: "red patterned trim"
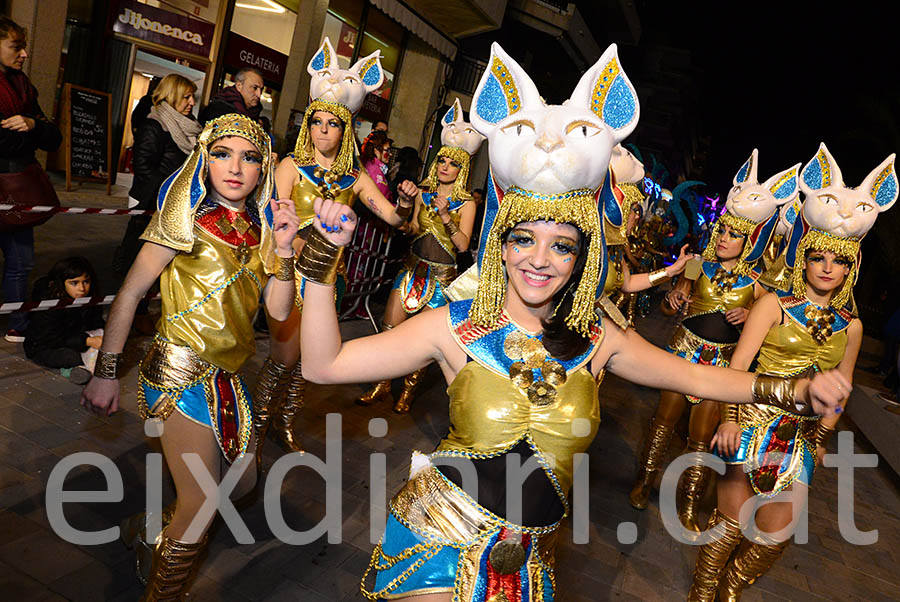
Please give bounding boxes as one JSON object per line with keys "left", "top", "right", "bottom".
{"left": 196, "top": 205, "right": 260, "bottom": 247}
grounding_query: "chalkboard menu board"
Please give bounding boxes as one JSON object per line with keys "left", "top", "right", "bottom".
{"left": 65, "top": 84, "right": 111, "bottom": 193}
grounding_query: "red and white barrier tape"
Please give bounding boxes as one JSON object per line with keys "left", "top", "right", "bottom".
{"left": 0, "top": 292, "right": 159, "bottom": 315}
{"left": 0, "top": 204, "right": 154, "bottom": 216}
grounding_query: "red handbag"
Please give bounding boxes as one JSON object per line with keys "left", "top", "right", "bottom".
{"left": 0, "top": 161, "right": 59, "bottom": 231}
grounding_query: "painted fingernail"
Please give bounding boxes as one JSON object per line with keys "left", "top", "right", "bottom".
{"left": 321, "top": 221, "right": 327, "bottom": 229}
{"left": 834, "top": 407, "right": 842, "bottom": 414}
{"left": 340, "top": 214, "right": 348, "bottom": 222}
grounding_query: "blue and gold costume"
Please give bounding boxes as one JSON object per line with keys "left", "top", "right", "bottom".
{"left": 363, "top": 299, "right": 603, "bottom": 600}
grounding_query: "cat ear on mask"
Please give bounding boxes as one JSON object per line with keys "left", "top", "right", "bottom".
{"left": 733, "top": 149, "right": 759, "bottom": 186}
{"left": 443, "top": 98, "right": 464, "bottom": 127}
{"left": 351, "top": 50, "right": 384, "bottom": 93}
{"left": 860, "top": 153, "right": 898, "bottom": 212}
{"left": 800, "top": 142, "right": 843, "bottom": 194}
{"left": 763, "top": 163, "right": 801, "bottom": 204}
{"left": 470, "top": 43, "right": 543, "bottom": 137}
{"left": 568, "top": 44, "right": 640, "bottom": 142}
{"left": 308, "top": 38, "right": 338, "bottom": 77}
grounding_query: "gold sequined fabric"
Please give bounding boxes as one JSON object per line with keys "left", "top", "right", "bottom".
{"left": 290, "top": 170, "right": 359, "bottom": 232}
{"left": 412, "top": 199, "right": 465, "bottom": 259}
{"left": 687, "top": 268, "right": 755, "bottom": 318}
{"left": 156, "top": 225, "right": 266, "bottom": 373}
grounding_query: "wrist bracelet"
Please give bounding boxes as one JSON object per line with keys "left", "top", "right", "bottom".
{"left": 721, "top": 402, "right": 739, "bottom": 424}
{"left": 395, "top": 202, "right": 413, "bottom": 220}
{"left": 296, "top": 230, "right": 343, "bottom": 285}
{"left": 94, "top": 351, "right": 122, "bottom": 380}
{"left": 274, "top": 254, "right": 295, "bottom": 281}
{"left": 647, "top": 268, "right": 668, "bottom": 286}
{"left": 752, "top": 373, "right": 811, "bottom": 415}
{"left": 813, "top": 421, "right": 836, "bottom": 448}
{"left": 444, "top": 219, "right": 460, "bottom": 237}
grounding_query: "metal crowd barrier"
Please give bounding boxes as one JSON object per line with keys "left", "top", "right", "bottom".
{"left": 339, "top": 217, "right": 399, "bottom": 332}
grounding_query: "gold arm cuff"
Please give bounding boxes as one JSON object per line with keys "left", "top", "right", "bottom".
{"left": 274, "top": 254, "right": 295, "bottom": 282}
{"left": 296, "top": 230, "right": 344, "bottom": 285}
{"left": 721, "top": 403, "right": 740, "bottom": 424}
{"left": 813, "top": 421, "right": 836, "bottom": 448}
{"left": 443, "top": 219, "right": 460, "bottom": 237}
{"left": 752, "top": 374, "right": 811, "bottom": 416}
{"left": 647, "top": 268, "right": 669, "bottom": 286}
{"left": 395, "top": 202, "right": 413, "bottom": 220}
{"left": 94, "top": 351, "right": 122, "bottom": 380}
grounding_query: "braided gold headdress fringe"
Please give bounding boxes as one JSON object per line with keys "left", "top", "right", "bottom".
{"left": 701, "top": 211, "right": 759, "bottom": 276}
{"left": 293, "top": 100, "right": 356, "bottom": 177}
{"left": 618, "top": 183, "right": 645, "bottom": 236}
{"left": 420, "top": 146, "right": 472, "bottom": 201}
{"left": 792, "top": 228, "right": 859, "bottom": 308}
{"left": 471, "top": 186, "right": 603, "bottom": 336}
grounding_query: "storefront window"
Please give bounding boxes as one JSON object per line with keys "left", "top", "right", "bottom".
{"left": 322, "top": 0, "right": 365, "bottom": 68}
{"left": 357, "top": 7, "right": 404, "bottom": 103}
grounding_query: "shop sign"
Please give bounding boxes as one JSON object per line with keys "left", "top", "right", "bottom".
{"left": 224, "top": 33, "right": 289, "bottom": 87}
{"left": 112, "top": 0, "right": 215, "bottom": 58}
{"left": 359, "top": 92, "right": 390, "bottom": 122}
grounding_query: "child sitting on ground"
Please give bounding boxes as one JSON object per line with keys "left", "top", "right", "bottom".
{"left": 24, "top": 256, "right": 104, "bottom": 384}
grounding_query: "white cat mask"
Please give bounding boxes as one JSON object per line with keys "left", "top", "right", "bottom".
{"left": 441, "top": 98, "right": 485, "bottom": 156}
{"left": 799, "top": 142, "right": 897, "bottom": 239}
{"left": 776, "top": 198, "right": 801, "bottom": 237}
{"left": 470, "top": 42, "right": 639, "bottom": 194}
{"left": 726, "top": 149, "right": 800, "bottom": 224}
{"left": 307, "top": 38, "right": 384, "bottom": 114}
{"left": 610, "top": 144, "right": 644, "bottom": 185}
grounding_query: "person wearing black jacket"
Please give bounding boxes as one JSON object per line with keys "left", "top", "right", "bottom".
{"left": 0, "top": 16, "right": 63, "bottom": 343}
{"left": 199, "top": 67, "right": 263, "bottom": 124}
{"left": 24, "top": 257, "right": 104, "bottom": 384}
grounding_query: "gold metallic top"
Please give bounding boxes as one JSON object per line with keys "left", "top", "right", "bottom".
{"left": 413, "top": 197, "right": 465, "bottom": 258}
{"left": 687, "top": 268, "right": 755, "bottom": 317}
{"left": 290, "top": 168, "right": 359, "bottom": 231}
{"left": 756, "top": 313, "right": 847, "bottom": 377}
{"left": 438, "top": 360, "right": 600, "bottom": 498}
{"left": 149, "top": 218, "right": 266, "bottom": 374}
{"left": 603, "top": 246, "right": 625, "bottom": 296}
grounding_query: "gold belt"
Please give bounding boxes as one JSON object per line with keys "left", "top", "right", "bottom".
{"left": 138, "top": 336, "right": 216, "bottom": 419}
{"left": 669, "top": 324, "right": 737, "bottom": 360}
{"left": 403, "top": 252, "right": 456, "bottom": 286}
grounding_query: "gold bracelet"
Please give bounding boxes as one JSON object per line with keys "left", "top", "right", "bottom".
{"left": 296, "top": 230, "right": 343, "bottom": 285}
{"left": 813, "top": 421, "right": 836, "bottom": 448}
{"left": 721, "top": 402, "right": 740, "bottom": 424}
{"left": 274, "top": 254, "right": 295, "bottom": 281}
{"left": 752, "top": 373, "right": 811, "bottom": 415}
{"left": 94, "top": 351, "right": 122, "bottom": 380}
{"left": 443, "top": 219, "right": 460, "bottom": 237}
{"left": 395, "top": 202, "right": 413, "bottom": 220}
{"left": 647, "top": 268, "right": 669, "bottom": 286}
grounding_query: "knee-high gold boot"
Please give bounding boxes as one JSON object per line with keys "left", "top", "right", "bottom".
{"left": 121, "top": 501, "right": 177, "bottom": 585}
{"left": 628, "top": 418, "right": 674, "bottom": 509}
{"left": 139, "top": 531, "right": 207, "bottom": 602}
{"left": 358, "top": 323, "right": 394, "bottom": 407}
{"left": 252, "top": 357, "right": 290, "bottom": 469}
{"left": 687, "top": 509, "right": 743, "bottom": 602}
{"left": 393, "top": 367, "right": 426, "bottom": 414}
{"left": 273, "top": 362, "right": 305, "bottom": 453}
{"left": 677, "top": 439, "right": 712, "bottom": 532}
{"left": 717, "top": 538, "right": 789, "bottom": 601}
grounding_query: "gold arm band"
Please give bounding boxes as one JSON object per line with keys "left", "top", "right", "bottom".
{"left": 94, "top": 351, "right": 122, "bottom": 380}
{"left": 443, "top": 219, "right": 461, "bottom": 237}
{"left": 296, "top": 230, "right": 344, "bottom": 285}
{"left": 274, "top": 254, "right": 295, "bottom": 282}
{"left": 647, "top": 268, "right": 669, "bottom": 286}
{"left": 721, "top": 403, "right": 740, "bottom": 424}
{"left": 752, "top": 374, "right": 811, "bottom": 416}
{"left": 813, "top": 421, "right": 836, "bottom": 448}
{"left": 395, "top": 201, "right": 413, "bottom": 220}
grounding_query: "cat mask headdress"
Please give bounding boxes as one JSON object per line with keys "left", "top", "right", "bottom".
{"left": 420, "top": 98, "right": 486, "bottom": 201}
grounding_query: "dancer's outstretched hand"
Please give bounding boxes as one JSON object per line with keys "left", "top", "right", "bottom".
{"left": 804, "top": 370, "right": 850, "bottom": 417}
{"left": 312, "top": 196, "right": 357, "bottom": 246}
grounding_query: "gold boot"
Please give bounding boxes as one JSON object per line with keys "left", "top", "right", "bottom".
{"left": 273, "top": 362, "right": 305, "bottom": 453}
{"left": 677, "top": 439, "right": 712, "bottom": 532}
{"left": 628, "top": 418, "right": 674, "bottom": 509}
{"left": 393, "top": 367, "right": 426, "bottom": 414}
{"left": 252, "top": 357, "right": 290, "bottom": 470}
{"left": 121, "top": 502, "right": 177, "bottom": 586}
{"left": 717, "top": 538, "right": 789, "bottom": 601}
{"left": 357, "top": 380, "right": 393, "bottom": 406}
{"left": 140, "top": 531, "right": 207, "bottom": 602}
{"left": 687, "top": 509, "right": 743, "bottom": 602}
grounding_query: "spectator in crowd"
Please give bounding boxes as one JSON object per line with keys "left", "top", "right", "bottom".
{"left": 372, "top": 119, "right": 388, "bottom": 132}
{"left": 118, "top": 74, "right": 200, "bottom": 277}
{"left": 360, "top": 129, "right": 393, "bottom": 202}
{"left": 130, "top": 76, "right": 161, "bottom": 137}
{"left": 24, "top": 256, "right": 103, "bottom": 384}
{"left": 0, "top": 16, "right": 63, "bottom": 343}
{"left": 200, "top": 67, "right": 264, "bottom": 124}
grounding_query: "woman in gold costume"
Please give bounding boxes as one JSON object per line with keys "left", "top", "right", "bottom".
{"left": 252, "top": 39, "right": 417, "bottom": 457}
{"left": 80, "top": 114, "right": 300, "bottom": 601}
{"left": 628, "top": 151, "right": 801, "bottom": 535}
{"left": 295, "top": 46, "right": 844, "bottom": 601}
{"left": 688, "top": 144, "right": 896, "bottom": 601}
{"left": 358, "top": 98, "right": 484, "bottom": 413}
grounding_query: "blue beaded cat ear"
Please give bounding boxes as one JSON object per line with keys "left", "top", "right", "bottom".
{"left": 443, "top": 98, "right": 462, "bottom": 126}
{"left": 470, "top": 43, "right": 542, "bottom": 136}
{"left": 733, "top": 149, "right": 758, "bottom": 185}
{"left": 569, "top": 44, "right": 639, "bottom": 141}
{"left": 764, "top": 163, "right": 801, "bottom": 201}
{"left": 308, "top": 37, "right": 337, "bottom": 75}
{"left": 351, "top": 50, "right": 384, "bottom": 92}
{"left": 800, "top": 142, "right": 841, "bottom": 193}
{"left": 861, "top": 153, "right": 898, "bottom": 211}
